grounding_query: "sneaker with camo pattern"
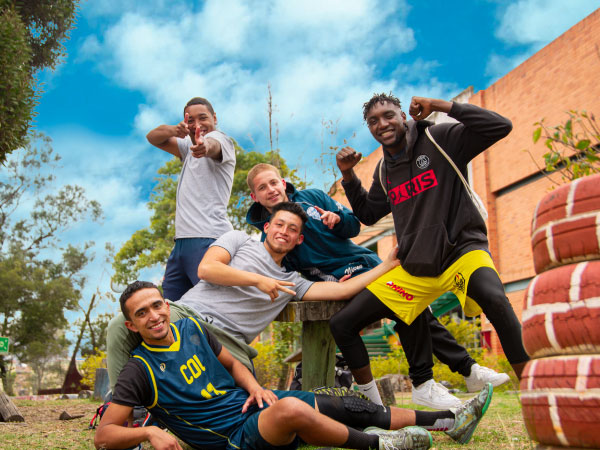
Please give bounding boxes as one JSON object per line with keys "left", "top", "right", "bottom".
{"left": 445, "top": 382, "right": 493, "bottom": 444}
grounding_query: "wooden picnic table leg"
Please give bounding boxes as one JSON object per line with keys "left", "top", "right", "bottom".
{"left": 301, "top": 320, "right": 336, "bottom": 391}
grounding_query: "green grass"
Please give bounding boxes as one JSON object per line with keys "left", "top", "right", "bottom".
{"left": 302, "top": 391, "right": 535, "bottom": 450}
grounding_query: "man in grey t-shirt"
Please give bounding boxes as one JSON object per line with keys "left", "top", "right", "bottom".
{"left": 146, "top": 97, "right": 235, "bottom": 301}
{"left": 106, "top": 202, "right": 400, "bottom": 388}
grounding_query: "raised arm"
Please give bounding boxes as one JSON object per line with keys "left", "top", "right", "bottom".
{"left": 411, "top": 96, "right": 512, "bottom": 163}
{"left": 197, "top": 246, "right": 297, "bottom": 301}
{"left": 95, "top": 403, "right": 182, "bottom": 450}
{"left": 146, "top": 113, "right": 190, "bottom": 158}
{"left": 337, "top": 146, "right": 391, "bottom": 225}
{"left": 302, "top": 246, "right": 400, "bottom": 301}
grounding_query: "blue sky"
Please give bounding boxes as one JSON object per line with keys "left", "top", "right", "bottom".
{"left": 18, "top": 0, "right": 600, "bottom": 334}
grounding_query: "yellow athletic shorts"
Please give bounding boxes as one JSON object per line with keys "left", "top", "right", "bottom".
{"left": 366, "top": 250, "right": 497, "bottom": 325}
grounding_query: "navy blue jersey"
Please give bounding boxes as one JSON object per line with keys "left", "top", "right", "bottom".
{"left": 130, "top": 317, "right": 255, "bottom": 449}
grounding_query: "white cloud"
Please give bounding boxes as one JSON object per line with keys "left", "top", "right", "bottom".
{"left": 76, "top": 0, "right": 418, "bottom": 170}
{"left": 496, "top": 0, "right": 598, "bottom": 47}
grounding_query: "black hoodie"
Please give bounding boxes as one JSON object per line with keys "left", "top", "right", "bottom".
{"left": 342, "top": 102, "right": 512, "bottom": 277}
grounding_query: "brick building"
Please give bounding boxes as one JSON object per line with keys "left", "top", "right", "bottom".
{"left": 330, "top": 9, "right": 600, "bottom": 356}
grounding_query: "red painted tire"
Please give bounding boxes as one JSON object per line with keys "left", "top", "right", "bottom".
{"left": 531, "top": 174, "right": 600, "bottom": 274}
{"left": 522, "top": 261, "right": 600, "bottom": 358}
{"left": 520, "top": 356, "right": 600, "bottom": 448}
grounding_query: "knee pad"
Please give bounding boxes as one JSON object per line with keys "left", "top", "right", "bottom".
{"left": 341, "top": 395, "right": 379, "bottom": 414}
{"left": 315, "top": 394, "right": 391, "bottom": 429}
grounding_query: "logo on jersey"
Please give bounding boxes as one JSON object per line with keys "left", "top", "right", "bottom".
{"left": 160, "top": 363, "right": 166, "bottom": 372}
{"left": 385, "top": 281, "right": 414, "bottom": 300}
{"left": 387, "top": 169, "right": 438, "bottom": 205}
{"left": 416, "top": 155, "right": 430, "bottom": 169}
{"left": 344, "top": 264, "right": 364, "bottom": 276}
{"left": 454, "top": 272, "right": 466, "bottom": 293}
{"left": 306, "top": 206, "right": 321, "bottom": 221}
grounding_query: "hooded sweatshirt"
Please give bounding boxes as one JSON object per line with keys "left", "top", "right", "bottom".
{"left": 246, "top": 183, "right": 381, "bottom": 281}
{"left": 342, "top": 102, "right": 512, "bottom": 277}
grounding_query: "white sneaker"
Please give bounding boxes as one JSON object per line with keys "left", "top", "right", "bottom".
{"left": 464, "top": 363, "right": 510, "bottom": 392}
{"left": 411, "top": 379, "right": 461, "bottom": 409}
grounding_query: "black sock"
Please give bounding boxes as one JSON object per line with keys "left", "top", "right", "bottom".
{"left": 343, "top": 426, "right": 379, "bottom": 450}
{"left": 415, "top": 409, "right": 455, "bottom": 431}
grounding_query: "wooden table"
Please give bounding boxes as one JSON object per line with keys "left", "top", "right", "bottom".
{"left": 275, "top": 301, "right": 348, "bottom": 391}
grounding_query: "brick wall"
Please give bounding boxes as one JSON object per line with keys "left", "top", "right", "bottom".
{"left": 473, "top": 8, "right": 600, "bottom": 354}
{"left": 331, "top": 9, "right": 600, "bottom": 358}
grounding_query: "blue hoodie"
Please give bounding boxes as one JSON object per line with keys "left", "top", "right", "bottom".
{"left": 246, "top": 183, "right": 382, "bottom": 281}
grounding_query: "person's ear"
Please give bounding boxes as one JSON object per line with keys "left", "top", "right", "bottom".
{"left": 251, "top": 192, "right": 257, "bottom": 202}
{"left": 297, "top": 233, "right": 304, "bottom": 245}
{"left": 401, "top": 111, "right": 407, "bottom": 121}
{"left": 124, "top": 320, "right": 139, "bottom": 333}
{"left": 264, "top": 221, "right": 270, "bottom": 233}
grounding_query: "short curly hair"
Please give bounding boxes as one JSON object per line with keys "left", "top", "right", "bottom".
{"left": 363, "top": 92, "right": 402, "bottom": 121}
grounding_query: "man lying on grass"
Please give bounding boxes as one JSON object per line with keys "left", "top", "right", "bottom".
{"left": 94, "top": 281, "right": 493, "bottom": 450}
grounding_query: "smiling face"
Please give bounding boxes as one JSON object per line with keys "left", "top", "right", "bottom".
{"left": 365, "top": 101, "right": 408, "bottom": 154}
{"left": 185, "top": 104, "right": 217, "bottom": 144}
{"left": 263, "top": 210, "right": 304, "bottom": 257}
{"left": 250, "top": 169, "right": 289, "bottom": 213}
{"left": 124, "top": 288, "right": 173, "bottom": 346}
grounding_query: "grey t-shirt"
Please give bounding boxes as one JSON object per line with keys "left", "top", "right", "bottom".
{"left": 175, "top": 130, "right": 235, "bottom": 239}
{"left": 178, "top": 230, "right": 314, "bottom": 343}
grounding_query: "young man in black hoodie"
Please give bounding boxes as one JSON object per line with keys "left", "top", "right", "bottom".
{"left": 332, "top": 94, "right": 529, "bottom": 407}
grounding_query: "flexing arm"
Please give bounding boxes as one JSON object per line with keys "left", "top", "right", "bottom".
{"left": 412, "top": 96, "right": 512, "bottom": 163}
{"left": 302, "top": 246, "right": 400, "bottom": 301}
{"left": 197, "top": 246, "right": 296, "bottom": 301}
{"left": 336, "top": 147, "right": 391, "bottom": 225}
{"left": 95, "top": 403, "right": 182, "bottom": 450}
{"left": 146, "top": 113, "right": 189, "bottom": 158}
{"left": 217, "top": 345, "right": 278, "bottom": 413}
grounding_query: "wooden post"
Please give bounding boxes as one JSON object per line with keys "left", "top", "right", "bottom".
{"left": 275, "top": 301, "right": 348, "bottom": 391}
{"left": 301, "top": 320, "right": 336, "bottom": 391}
{"left": 0, "top": 392, "right": 24, "bottom": 422}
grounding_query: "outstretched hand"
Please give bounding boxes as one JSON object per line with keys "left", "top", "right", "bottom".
{"left": 314, "top": 205, "right": 340, "bottom": 229}
{"left": 256, "top": 275, "right": 296, "bottom": 301}
{"left": 190, "top": 128, "right": 208, "bottom": 158}
{"left": 384, "top": 245, "right": 401, "bottom": 268}
{"left": 173, "top": 112, "right": 189, "bottom": 138}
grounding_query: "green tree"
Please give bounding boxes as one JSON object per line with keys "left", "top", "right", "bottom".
{"left": 0, "top": 0, "right": 80, "bottom": 162}
{"left": 0, "top": 134, "right": 101, "bottom": 393}
{"left": 112, "top": 143, "right": 306, "bottom": 285}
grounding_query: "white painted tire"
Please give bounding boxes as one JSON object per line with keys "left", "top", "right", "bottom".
{"left": 531, "top": 174, "right": 600, "bottom": 274}
{"left": 520, "top": 356, "right": 600, "bottom": 448}
{"left": 522, "top": 261, "right": 600, "bottom": 358}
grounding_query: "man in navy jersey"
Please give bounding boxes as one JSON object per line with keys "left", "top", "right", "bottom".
{"left": 94, "top": 281, "right": 493, "bottom": 450}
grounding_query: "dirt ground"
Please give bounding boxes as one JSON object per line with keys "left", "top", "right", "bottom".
{"left": 0, "top": 392, "right": 534, "bottom": 450}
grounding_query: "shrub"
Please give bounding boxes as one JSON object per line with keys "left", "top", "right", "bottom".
{"left": 80, "top": 348, "right": 106, "bottom": 388}
{"left": 251, "top": 341, "right": 288, "bottom": 389}
{"left": 369, "top": 316, "right": 515, "bottom": 391}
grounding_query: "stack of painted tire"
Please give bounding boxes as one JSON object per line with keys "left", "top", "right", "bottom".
{"left": 521, "top": 174, "right": 600, "bottom": 449}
